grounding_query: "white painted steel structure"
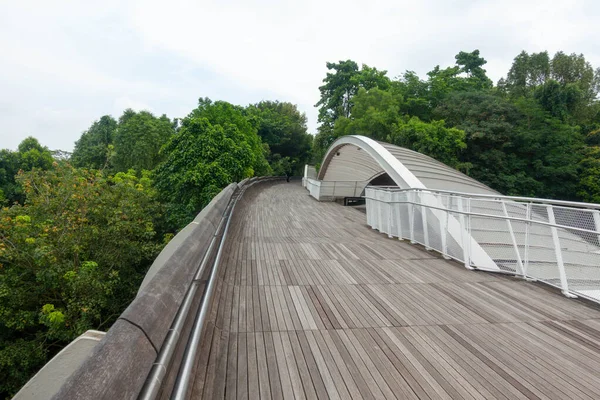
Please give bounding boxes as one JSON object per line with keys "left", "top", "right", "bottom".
{"left": 366, "top": 187, "right": 600, "bottom": 302}
{"left": 306, "top": 135, "right": 600, "bottom": 303}
{"left": 315, "top": 135, "right": 497, "bottom": 196}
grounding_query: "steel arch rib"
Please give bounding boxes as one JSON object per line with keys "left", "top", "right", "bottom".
{"left": 318, "top": 135, "right": 425, "bottom": 189}
{"left": 318, "top": 135, "right": 499, "bottom": 271}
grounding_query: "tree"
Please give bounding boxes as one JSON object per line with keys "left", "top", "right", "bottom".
{"left": 501, "top": 51, "right": 600, "bottom": 124}
{"left": 455, "top": 49, "right": 493, "bottom": 89}
{"left": 578, "top": 143, "right": 600, "bottom": 202}
{"left": 0, "top": 138, "right": 54, "bottom": 205}
{"left": 393, "top": 72, "right": 431, "bottom": 121}
{"left": 331, "top": 87, "right": 466, "bottom": 168}
{"left": 246, "top": 101, "right": 312, "bottom": 175}
{"left": 0, "top": 149, "right": 22, "bottom": 205}
{"left": 392, "top": 50, "right": 493, "bottom": 123}
{"left": 112, "top": 110, "right": 174, "bottom": 172}
{"left": 389, "top": 117, "right": 466, "bottom": 168}
{"left": 0, "top": 165, "right": 165, "bottom": 397}
{"left": 315, "top": 60, "right": 390, "bottom": 127}
{"left": 533, "top": 79, "right": 583, "bottom": 121}
{"left": 434, "top": 91, "right": 540, "bottom": 195}
{"left": 71, "top": 116, "right": 117, "bottom": 170}
{"left": 435, "top": 91, "right": 584, "bottom": 199}
{"left": 502, "top": 51, "right": 551, "bottom": 95}
{"left": 154, "top": 99, "right": 270, "bottom": 228}
{"left": 333, "top": 87, "right": 402, "bottom": 141}
{"left": 551, "top": 51, "right": 599, "bottom": 102}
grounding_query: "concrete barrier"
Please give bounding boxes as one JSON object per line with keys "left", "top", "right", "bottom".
{"left": 50, "top": 183, "right": 238, "bottom": 400}
{"left": 13, "top": 330, "right": 105, "bottom": 400}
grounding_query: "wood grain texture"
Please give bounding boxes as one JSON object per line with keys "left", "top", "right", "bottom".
{"left": 191, "top": 181, "right": 600, "bottom": 399}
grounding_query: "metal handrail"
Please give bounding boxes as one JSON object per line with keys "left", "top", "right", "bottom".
{"left": 139, "top": 177, "right": 275, "bottom": 400}
{"left": 364, "top": 195, "right": 600, "bottom": 236}
{"left": 368, "top": 185, "right": 600, "bottom": 210}
{"left": 170, "top": 185, "right": 242, "bottom": 399}
{"left": 365, "top": 186, "right": 600, "bottom": 303}
{"left": 138, "top": 214, "right": 228, "bottom": 399}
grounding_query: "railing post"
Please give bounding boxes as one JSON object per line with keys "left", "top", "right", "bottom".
{"left": 420, "top": 191, "right": 431, "bottom": 250}
{"left": 388, "top": 190, "right": 394, "bottom": 238}
{"left": 523, "top": 203, "right": 532, "bottom": 278}
{"left": 457, "top": 196, "right": 473, "bottom": 269}
{"left": 593, "top": 210, "right": 600, "bottom": 246}
{"left": 409, "top": 191, "right": 416, "bottom": 244}
{"left": 501, "top": 201, "right": 525, "bottom": 277}
{"left": 547, "top": 205, "right": 577, "bottom": 298}
{"left": 440, "top": 194, "right": 450, "bottom": 259}
{"left": 378, "top": 189, "right": 384, "bottom": 232}
{"left": 395, "top": 191, "right": 403, "bottom": 240}
{"left": 354, "top": 181, "right": 358, "bottom": 197}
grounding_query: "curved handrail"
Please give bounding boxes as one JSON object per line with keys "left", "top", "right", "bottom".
{"left": 370, "top": 186, "right": 600, "bottom": 210}
{"left": 50, "top": 177, "right": 281, "bottom": 400}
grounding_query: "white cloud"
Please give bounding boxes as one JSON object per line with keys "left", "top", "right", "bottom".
{"left": 0, "top": 0, "right": 599, "bottom": 151}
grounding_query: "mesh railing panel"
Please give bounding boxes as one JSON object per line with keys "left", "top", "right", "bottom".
{"left": 364, "top": 186, "right": 600, "bottom": 303}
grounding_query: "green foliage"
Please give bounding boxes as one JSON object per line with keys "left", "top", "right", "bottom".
{"left": 433, "top": 91, "right": 584, "bottom": 198}
{"left": 154, "top": 99, "right": 269, "bottom": 228}
{"left": 389, "top": 117, "right": 466, "bottom": 168}
{"left": 315, "top": 49, "right": 597, "bottom": 203}
{"left": 246, "top": 101, "right": 312, "bottom": 175}
{"left": 71, "top": 116, "right": 117, "bottom": 170}
{"left": 0, "top": 138, "right": 54, "bottom": 206}
{"left": 0, "top": 164, "right": 165, "bottom": 397}
{"left": 578, "top": 146, "right": 600, "bottom": 202}
{"left": 334, "top": 87, "right": 402, "bottom": 140}
{"left": 455, "top": 50, "right": 493, "bottom": 89}
{"left": 315, "top": 60, "right": 390, "bottom": 127}
{"left": 332, "top": 87, "right": 466, "bottom": 168}
{"left": 501, "top": 51, "right": 600, "bottom": 124}
{"left": 112, "top": 110, "right": 174, "bottom": 172}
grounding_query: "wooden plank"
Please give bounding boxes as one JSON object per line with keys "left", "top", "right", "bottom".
{"left": 225, "top": 332, "right": 238, "bottom": 400}
{"left": 280, "top": 332, "right": 306, "bottom": 400}
{"left": 288, "top": 331, "right": 320, "bottom": 399}
{"left": 254, "top": 332, "right": 272, "bottom": 400}
{"left": 193, "top": 182, "right": 600, "bottom": 399}
{"left": 237, "top": 332, "right": 248, "bottom": 400}
{"left": 246, "top": 333, "right": 260, "bottom": 400}
{"left": 271, "top": 332, "right": 295, "bottom": 398}
{"left": 263, "top": 331, "right": 283, "bottom": 399}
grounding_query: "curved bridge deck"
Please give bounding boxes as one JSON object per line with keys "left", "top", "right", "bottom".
{"left": 192, "top": 181, "right": 600, "bottom": 399}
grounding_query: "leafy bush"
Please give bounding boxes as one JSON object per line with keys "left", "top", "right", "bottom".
{"left": 0, "top": 164, "right": 165, "bottom": 397}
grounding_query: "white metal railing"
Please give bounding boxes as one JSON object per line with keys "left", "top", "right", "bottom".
{"left": 365, "top": 186, "right": 600, "bottom": 303}
{"left": 305, "top": 177, "right": 365, "bottom": 201}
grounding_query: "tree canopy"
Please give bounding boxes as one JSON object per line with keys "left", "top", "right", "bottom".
{"left": 313, "top": 49, "right": 600, "bottom": 202}
{"left": 154, "top": 98, "right": 270, "bottom": 228}
{"left": 246, "top": 101, "right": 313, "bottom": 176}
{"left": 112, "top": 110, "right": 174, "bottom": 172}
{"left": 2, "top": 48, "right": 600, "bottom": 398}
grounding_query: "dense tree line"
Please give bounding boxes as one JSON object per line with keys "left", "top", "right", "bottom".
{"left": 313, "top": 50, "right": 600, "bottom": 201}
{"left": 2, "top": 49, "right": 599, "bottom": 397}
{"left": 0, "top": 98, "right": 312, "bottom": 397}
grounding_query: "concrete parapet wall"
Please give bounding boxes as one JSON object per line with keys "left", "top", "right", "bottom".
{"left": 13, "top": 330, "right": 105, "bottom": 400}
{"left": 50, "top": 183, "right": 238, "bottom": 400}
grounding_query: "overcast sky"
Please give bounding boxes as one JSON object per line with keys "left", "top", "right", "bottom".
{"left": 1, "top": 0, "right": 598, "bottom": 151}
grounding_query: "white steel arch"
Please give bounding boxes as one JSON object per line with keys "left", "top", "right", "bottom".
{"left": 307, "top": 135, "right": 500, "bottom": 271}
{"left": 318, "top": 135, "right": 498, "bottom": 195}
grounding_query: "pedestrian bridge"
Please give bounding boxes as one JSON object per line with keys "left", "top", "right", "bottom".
{"left": 19, "top": 136, "right": 600, "bottom": 399}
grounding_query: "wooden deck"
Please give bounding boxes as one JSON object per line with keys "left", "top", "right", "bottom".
{"left": 191, "top": 181, "right": 600, "bottom": 399}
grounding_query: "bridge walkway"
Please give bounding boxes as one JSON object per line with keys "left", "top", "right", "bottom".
{"left": 190, "top": 181, "right": 600, "bottom": 399}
